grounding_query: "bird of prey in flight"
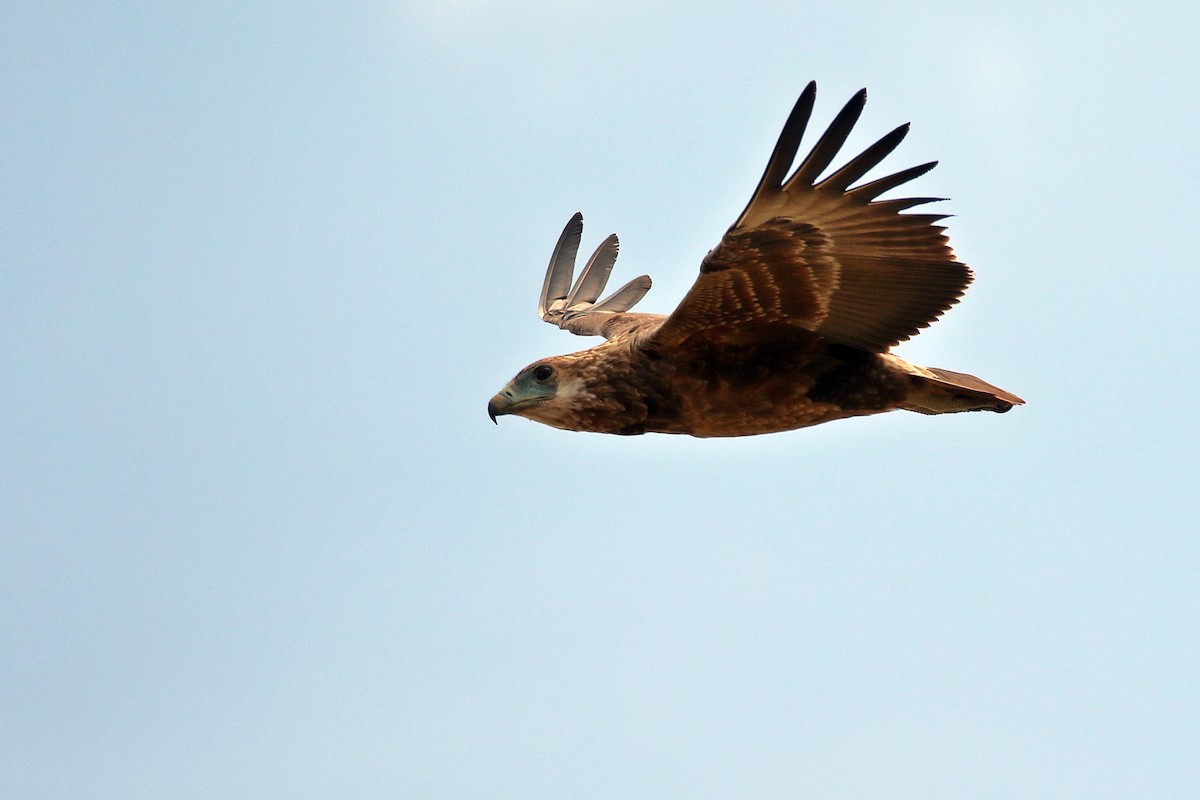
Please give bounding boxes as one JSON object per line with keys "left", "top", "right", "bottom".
{"left": 488, "top": 82, "right": 1022, "bottom": 437}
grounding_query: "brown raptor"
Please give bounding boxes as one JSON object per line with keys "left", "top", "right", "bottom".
{"left": 488, "top": 82, "right": 1022, "bottom": 436}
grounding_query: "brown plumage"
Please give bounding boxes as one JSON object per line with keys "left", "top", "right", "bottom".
{"left": 488, "top": 82, "right": 1023, "bottom": 437}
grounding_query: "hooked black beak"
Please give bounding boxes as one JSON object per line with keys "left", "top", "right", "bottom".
{"left": 487, "top": 392, "right": 512, "bottom": 424}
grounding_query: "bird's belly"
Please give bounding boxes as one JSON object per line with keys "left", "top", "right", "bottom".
{"left": 643, "top": 353, "right": 904, "bottom": 437}
{"left": 630, "top": 344, "right": 910, "bottom": 437}
{"left": 669, "top": 391, "right": 864, "bottom": 437}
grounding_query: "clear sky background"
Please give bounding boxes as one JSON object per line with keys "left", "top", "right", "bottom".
{"left": 3, "top": 2, "right": 1197, "bottom": 798}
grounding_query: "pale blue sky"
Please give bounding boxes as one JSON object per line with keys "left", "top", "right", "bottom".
{"left": 3, "top": 2, "right": 1198, "bottom": 798}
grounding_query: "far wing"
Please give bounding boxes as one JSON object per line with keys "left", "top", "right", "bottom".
{"left": 537, "top": 213, "right": 662, "bottom": 340}
{"left": 651, "top": 82, "right": 972, "bottom": 353}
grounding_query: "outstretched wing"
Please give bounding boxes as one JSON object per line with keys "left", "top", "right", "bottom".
{"left": 537, "top": 212, "right": 661, "bottom": 340}
{"left": 651, "top": 81, "right": 972, "bottom": 353}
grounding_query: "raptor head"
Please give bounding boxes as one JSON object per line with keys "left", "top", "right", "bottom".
{"left": 488, "top": 351, "right": 626, "bottom": 433}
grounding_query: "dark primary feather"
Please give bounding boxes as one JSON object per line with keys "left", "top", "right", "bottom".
{"left": 848, "top": 161, "right": 939, "bottom": 202}
{"left": 784, "top": 86, "right": 866, "bottom": 189}
{"left": 817, "top": 123, "right": 910, "bottom": 194}
{"left": 735, "top": 83, "right": 817, "bottom": 227}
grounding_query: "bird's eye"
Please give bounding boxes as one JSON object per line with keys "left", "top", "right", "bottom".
{"left": 533, "top": 365, "right": 554, "bottom": 382}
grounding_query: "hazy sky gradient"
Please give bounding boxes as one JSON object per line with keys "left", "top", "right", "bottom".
{"left": 3, "top": 2, "right": 1197, "bottom": 798}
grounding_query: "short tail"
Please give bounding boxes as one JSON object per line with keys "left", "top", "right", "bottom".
{"left": 899, "top": 365, "right": 1025, "bottom": 415}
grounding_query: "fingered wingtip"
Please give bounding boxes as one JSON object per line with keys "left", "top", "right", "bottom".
{"left": 536, "top": 213, "right": 652, "bottom": 330}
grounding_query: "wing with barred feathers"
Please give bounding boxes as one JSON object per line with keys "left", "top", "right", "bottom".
{"left": 650, "top": 82, "right": 972, "bottom": 354}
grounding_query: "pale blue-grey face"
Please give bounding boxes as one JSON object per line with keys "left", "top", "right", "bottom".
{"left": 487, "top": 361, "right": 559, "bottom": 423}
